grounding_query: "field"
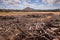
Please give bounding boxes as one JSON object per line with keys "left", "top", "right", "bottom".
{"left": 0, "top": 12, "right": 60, "bottom": 40}
{"left": 0, "top": 12, "right": 60, "bottom": 16}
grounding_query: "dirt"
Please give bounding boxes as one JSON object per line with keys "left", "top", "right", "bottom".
{"left": 0, "top": 12, "right": 60, "bottom": 40}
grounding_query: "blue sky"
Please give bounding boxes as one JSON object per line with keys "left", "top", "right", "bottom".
{"left": 0, "top": 0, "right": 60, "bottom": 10}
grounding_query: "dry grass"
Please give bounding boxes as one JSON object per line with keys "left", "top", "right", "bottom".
{"left": 0, "top": 12, "right": 60, "bottom": 16}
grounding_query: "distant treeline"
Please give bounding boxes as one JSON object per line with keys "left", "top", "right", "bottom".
{"left": 0, "top": 9, "right": 60, "bottom": 12}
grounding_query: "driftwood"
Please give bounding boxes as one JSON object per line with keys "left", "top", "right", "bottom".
{"left": 0, "top": 14, "right": 60, "bottom": 40}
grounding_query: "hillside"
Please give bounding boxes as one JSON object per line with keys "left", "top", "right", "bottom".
{"left": 23, "top": 7, "right": 34, "bottom": 11}
{"left": 0, "top": 7, "right": 60, "bottom": 12}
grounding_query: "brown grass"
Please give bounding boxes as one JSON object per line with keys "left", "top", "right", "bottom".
{"left": 0, "top": 12, "right": 60, "bottom": 16}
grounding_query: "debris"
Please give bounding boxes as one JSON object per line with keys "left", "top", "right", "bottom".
{"left": 0, "top": 14, "right": 60, "bottom": 40}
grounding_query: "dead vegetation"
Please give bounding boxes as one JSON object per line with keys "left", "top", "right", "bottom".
{"left": 0, "top": 13, "right": 60, "bottom": 40}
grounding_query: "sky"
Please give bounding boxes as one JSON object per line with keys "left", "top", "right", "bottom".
{"left": 0, "top": 0, "right": 60, "bottom": 10}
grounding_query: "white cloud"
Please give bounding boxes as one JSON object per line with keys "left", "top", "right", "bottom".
{"left": 0, "top": 4, "right": 25, "bottom": 9}
{"left": 1, "top": 0, "right": 20, "bottom": 4}
{"left": 37, "top": 4, "right": 59, "bottom": 10}
{"left": 35, "top": 0, "right": 39, "bottom": 2}
{"left": 27, "top": 0, "right": 31, "bottom": 2}
{"left": 0, "top": 0, "right": 60, "bottom": 10}
{"left": 0, "top": 0, "right": 36, "bottom": 9}
{"left": 42, "top": 0, "right": 60, "bottom": 4}
{"left": 22, "top": 2, "right": 35, "bottom": 8}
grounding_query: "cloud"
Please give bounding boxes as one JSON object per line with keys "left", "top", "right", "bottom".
{"left": 34, "top": 3, "right": 60, "bottom": 10}
{"left": 0, "top": 0, "right": 36, "bottom": 9}
{"left": 1, "top": 0, "right": 20, "bottom": 4}
{"left": 0, "top": 4, "right": 26, "bottom": 9}
{"left": 27, "top": 0, "right": 31, "bottom": 2}
{"left": 42, "top": 0, "right": 60, "bottom": 5}
{"left": 22, "top": 2, "right": 36, "bottom": 8}
{"left": 35, "top": 0, "right": 39, "bottom": 2}
{"left": 0, "top": 0, "right": 60, "bottom": 10}
{"left": 37, "top": 4, "right": 56, "bottom": 10}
